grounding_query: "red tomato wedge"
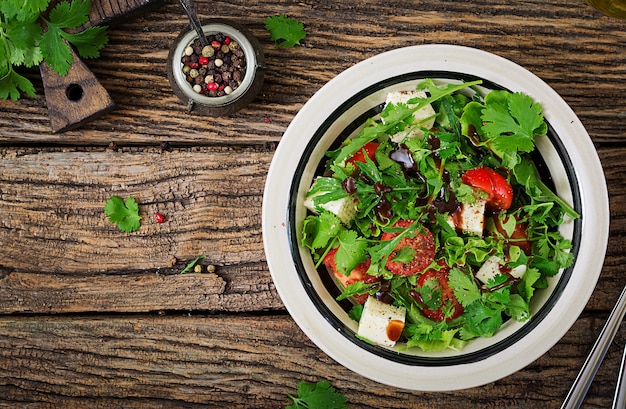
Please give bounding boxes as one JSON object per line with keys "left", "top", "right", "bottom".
{"left": 346, "top": 142, "right": 379, "bottom": 166}
{"left": 415, "top": 265, "right": 464, "bottom": 322}
{"left": 462, "top": 166, "right": 513, "bottom": 210}
{"left": 323, "top": 248, "right": 376, "bottom": 304}
{"left": 381, "top": 220, "right": 436, "bottom": 276}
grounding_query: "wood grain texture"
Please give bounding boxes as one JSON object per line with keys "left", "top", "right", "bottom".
{"left": 0, "top": 314, "right": 624, "bottom": 408}
{"left": 1, "top": 0, "right": 625, "bottom": 144}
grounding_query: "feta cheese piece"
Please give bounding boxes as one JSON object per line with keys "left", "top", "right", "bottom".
{"left": 476, "top": 255, "right": 527, "bottom": 285}
{"left": 357, "top": 297, "right": 406, "bottom": 347}
{"left": 384, "top": 90, "right": 436, "bottom": 143}
{"left": 303, "top": 179, "right": 356, "bottom": 225}
{"left": 475, "top": 256, "right": 503, "bottom": 285}
{"left": 447, "top": 199, "right": 486, "bottom": 237}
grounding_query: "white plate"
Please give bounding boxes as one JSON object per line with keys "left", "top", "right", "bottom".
{"left": 262, "top": 44, "right": 609, "bottom": 391}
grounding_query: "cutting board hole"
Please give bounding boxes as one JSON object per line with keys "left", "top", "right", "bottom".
{"left": 66, "top": 83, "right": 84, "bottom": 102}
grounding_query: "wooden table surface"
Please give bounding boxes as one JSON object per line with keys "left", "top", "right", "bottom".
{"left": 1, "top": 0, "right": 626, "bottom": 407}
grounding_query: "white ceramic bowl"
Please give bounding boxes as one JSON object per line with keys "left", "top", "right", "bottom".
{"left": 262, "top": 44, "right": 609, "bottom": 391}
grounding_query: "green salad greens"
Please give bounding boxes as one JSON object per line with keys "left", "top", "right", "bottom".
{"left": 301, "top": 79, "right": 578, "bottom": 351}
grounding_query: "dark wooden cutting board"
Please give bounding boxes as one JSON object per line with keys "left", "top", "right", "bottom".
{"left": 40, "top": 0, "right": 162, "bottom": 133}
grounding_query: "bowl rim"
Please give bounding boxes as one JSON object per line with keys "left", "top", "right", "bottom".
{"left": 262, "top": 44, "right": 609, "bottom": 390}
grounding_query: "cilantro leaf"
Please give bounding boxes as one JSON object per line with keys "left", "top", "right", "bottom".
{"left": 40, "top": 26, "right": 73, "bottom": 75}
{"left": 302, "top": 212, "right": 343, "bottom": 252}
{"left": 448, "top": 267, "right": 481, "bottom": 308}
{"left": 0, "top": 68, "right": 36, "bottom": 100}
{"left": 265, "top": 14, "right": 306, "bottom": 48}
{"left": 104, "top": 196, "right": 141, "bottom": 233}
{"left": 41, "top": 0, "right": 109, "bottom": 76}
{"left": 6, "top": 0, "right": 50, "bottom": 15}
{"left": 335, "top": 230, "right": 368, "bottom": 275}
{"left": 48, "top": 0, "right": 90, "bottom": 28}
{"left": 286, "top": 380, "right": 347, "bottom": 409}
{"left": 0, "top": 0, "right": 108, "bottom": 99}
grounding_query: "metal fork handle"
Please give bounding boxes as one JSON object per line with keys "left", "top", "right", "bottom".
{"left": 612, "top": 342, "right": 626, "bottom": 409}
{"left": 561, "top": 285, "right": 626, "bottom": 409}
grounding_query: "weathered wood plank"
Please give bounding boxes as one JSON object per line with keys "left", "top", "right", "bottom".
{"left": 0, "top": 145, "right": 624, "bottom": 313}
{"left": 0, "top": 0, "right": 625, "bottom": 144}
{"left": 0, "top": 314, "right": 623, "bottom": 408}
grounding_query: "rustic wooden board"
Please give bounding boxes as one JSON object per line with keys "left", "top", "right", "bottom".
{"left": 1, "top": 0, "right": 625, "bottom": 143}
{"left": 0, "top": 314, "right": 624, "bottom": 408}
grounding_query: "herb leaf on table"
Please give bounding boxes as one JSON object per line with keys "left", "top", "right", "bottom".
{"left": 286, "top": 380, "right": 348, "bottom": 409}
{"left": 104, "top": 196, "right": 141, "bottom": 233}
{"left": 264, "top": 14, "right": 306, "bottom": 48}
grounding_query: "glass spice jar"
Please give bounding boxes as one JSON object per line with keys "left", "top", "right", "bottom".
{"left": 167, "top": 19, "right": 265, "bottom": 115}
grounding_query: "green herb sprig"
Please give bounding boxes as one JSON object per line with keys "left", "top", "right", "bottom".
{"left": 286, "top": 380, "right": 347, "bottom": 409}
{"left": 104, "top": 196, "right": 141, "bottom": 233}
{"left": 0, "top": 0, "right": 109, "bottom": 100}
{"left": 264, "top": 14, "right": 306, "bottom": 48}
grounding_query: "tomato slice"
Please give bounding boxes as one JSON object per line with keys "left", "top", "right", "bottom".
{"left": 381, "top": 220, "right": 436, "bottom": 276}
{"left": 414, "top": 265, "right": 464, "bottom": 322}
{"left": 462, "top": 166, "right": 513, "bottom": 210}
{"left": 323, "top": 248, "right": 376, "bottom": 304}
{"left": 346, "top": 142, "right": 379, "bottom": 166}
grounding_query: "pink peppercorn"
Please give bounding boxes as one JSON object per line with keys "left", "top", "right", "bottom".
{"left": 155, "top": 212, "right": 165, "bottom": 223}
{"left": 199, "top": 56, "right": 209, "bottom": 66}
{"left": 224, "top": 36, "right": 231, "bottom": 45}
{"left": 207, "top": 82, "right": 218, "bottom": 91}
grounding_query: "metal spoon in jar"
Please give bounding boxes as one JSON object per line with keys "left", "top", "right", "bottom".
{"left": 178, "top": 0, "right": 208, "bottom": 47}
{"left": 561, "top": 285, "right": 626, "bottom": 409}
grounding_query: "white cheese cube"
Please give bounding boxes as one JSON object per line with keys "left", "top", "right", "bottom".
{"left": 303, "top": 183, "right": 356, "bottom": 225}
{"left": 476, "top": 256, "right": 503, "bottom": 285}
{"left": 357, "top": 297, "right": 406, "bottom": 347}
{"left": 509, "top": 264, "right": 527, "bottom": 279}
{"left": 384, "top": 90, "right": 436, "bottom": 143}
{"left": 447, "top": 199, "right": 486, "bottom": 237}
{"left": 476, "top": 255, "right": 527, "bottom": 284}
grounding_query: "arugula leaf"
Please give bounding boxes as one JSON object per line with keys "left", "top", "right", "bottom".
{"left": 286, "top": 380, "right": 347, "bottom": 409}
{"left": 513, "top": 156, "right": 580, "bottom": 219}
{"left": 264, "top": 14, "right": 306, "bottom": 48}
{"left": 104, "top": 196, "right": 141, "bottom": 233}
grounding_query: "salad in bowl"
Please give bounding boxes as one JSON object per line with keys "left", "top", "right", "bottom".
{"left": 262, "top": 45, "right": 608, "bottom": 390}
{"left": 300, "top": 79, "right": 578, "bottom": 352}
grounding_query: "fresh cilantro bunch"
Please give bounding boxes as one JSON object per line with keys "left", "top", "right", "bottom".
{"left": 264, "top": 14, "right": 306, "bottom": 48}
{"left": 286, "top": 380, "right": 347, "bottom": 409}
{"left": 104, "top": 196, "right": 141, "bottom": 233}
{"left": 0, "top": 0, "right": 108, "bottom": 100}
